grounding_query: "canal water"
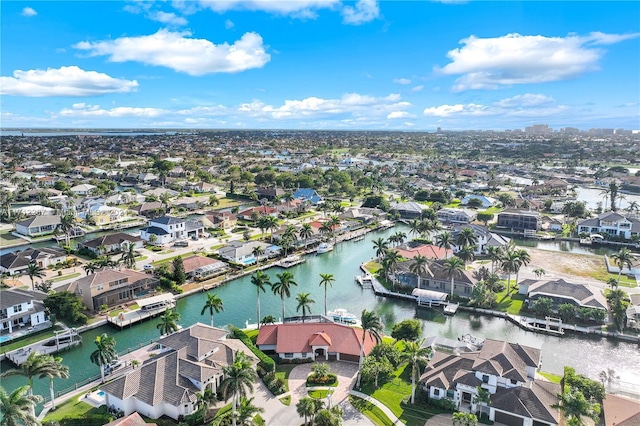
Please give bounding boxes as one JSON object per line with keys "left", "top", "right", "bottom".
{"left": 2, "top": 225, "right": 639, "bottom": 402}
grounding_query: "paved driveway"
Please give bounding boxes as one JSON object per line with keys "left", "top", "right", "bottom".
{"left": 256, "top": 361, "right": 372, "bottom": 426}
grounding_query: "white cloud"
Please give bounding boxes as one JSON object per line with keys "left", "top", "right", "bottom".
{"left": 148, "top": 11, "right": 188, "bottom": 26}
{"left": 0, "top": 66, "right": 138, "bottom": 97}
{"left": 495, "top": 93, "right": 555, "bottom": 108}
{"left": 387, "top": 111, "right": 415, "bottom": 119}
{"left": 192, "top": 0, "right": 341, "bottom": 19}
{"left": 73, "top": 29, "right": 270, "bottom": 76}
{"left": 410, "top": 85, "right": 424, "bottom": 92}
{"left": 423, "top": 94, "right": 568, "bottom": 118}
{"left": 21, "top": 7, "right": 37, "bottom": 17}
{"left": 438, "top": 32, "right": 640, "bottom": 91}
{"left": 225, "top": 19, "right": 235, "bottom": 29}
{"left": 423, "top": 103, "right": 491, "bottom": 117}
{"left": 393, "top": 78, "right": 411, "bottom": 85}
{"left": 60, "top": 104, "right": 166, "bottom": 118}
{"left": 342, "top": 0, "right": 379, "bottom": 25}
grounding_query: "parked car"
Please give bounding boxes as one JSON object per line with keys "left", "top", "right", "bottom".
{"left": 143, "top": 264, "right": 155, "bottom": 272}
{"left": 174, "top": 240, "right": 189, "bottom": 247}
{"left": 105, "top": 359, "right": 124, "bottom": 375}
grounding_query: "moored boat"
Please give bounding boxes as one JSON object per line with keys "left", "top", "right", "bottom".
{"left": 326, "top": 308, "right": 359, "bottom": 325}
{"left": 317, "top": 242, "right": 334, "bottom": 254}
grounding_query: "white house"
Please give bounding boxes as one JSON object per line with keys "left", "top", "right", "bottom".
{"left": 69, "top": 184, "right": 97, "bottom": 196}
{"left": 217, "top": 241, "right": 278, "bottom": 265}
{"left": 140, "top": 216, "right": 185, "bottom": 245}
{"left": 450, "top": 224, "right": 511, "bottom": 255}
{"left": 0, "top": 247, "right": 67, "bottom": 276}
{"left": 436, "top": 208, "right": 477, "bottom": 224}
{"left": 0, "top": 289, "right": 49, "bottom": 334}
{"left": 15, "top": 215, "right": 61, "bottom": 237}
{"left": 460, "top": 194, "right": 497, "bottom": 208}
{"left": 100, "top": 323, "right": 256, "bottom": 421}
{"left": 577, "top": 211, "right": 640, "bottom": 241}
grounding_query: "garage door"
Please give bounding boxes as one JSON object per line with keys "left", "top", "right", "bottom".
{"left": 495, "top": 411, "right": 524, "bottom": 426}
{"left": 340, "top": 353, "right": 360, "bottom": 363}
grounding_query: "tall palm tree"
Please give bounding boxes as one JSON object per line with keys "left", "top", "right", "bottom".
{"left": 408, "top": 219, "right": 422, "bottom": 237}
{"left": 119, "top": 243, "right": 137, "bottom": 269}
{"left": 90, "top": 333, "right": 117, "bottom": 383}
{"left": 610, "top": 248, "right": 634, "bottom": 284}
{"left": 157, "top": 308, "right": 180, "bottom": 336}
{"left": 295, "top": 292, "right": 315, "bottom": 323}
{"left": 381, "top": 250, "right": 402, "bottom": 287}
{"left": 56, "top": 212, "right": 76, "bottom": 247}
{"left": 296, "top": 396, "right": 323, "bottom": 426}
{"left": 356, "top": 309, "right": 383, "bottom": 388}
{"left": 436, "top": 231, "right": 454, "bottom": 251}
{"left": 409, "top": 255, "right": 430, "bottom": 290}
{"left": 236, "top": 397, "right": 264, "bottom": 426}
{"left": 318, "top": 273, "right": 335, "bottom": 315}
{"left": 513, "top": 249, "right": 531, "bottom": 288}
{"left": 401, "top": 339, "right": 431, "bottom": 404}
{"left": 500, "top": 247, "right": 522, "bottom": 296}
{"left": 372, "top": 237, "right": 388, "bottom": 259}
{"left": 26, "top": 263, "right": 45, "bottom": 291}
{"left": 457, "top": 245, "right": 476, "bottom": 265}
{"left": 442, "top": 256, "right": 465, "bottom": 297}
{"left": 251, "top": 246, "right": 265, "bottom": 264}
{"left": 83, "top": 262, "right": 97, "bottom": 276}
{"left": 455, "top": 227, "right": 478, "bottom": 250}
{"left": 552, "top": 389, "right": 601, "bottom": 426}
{"left": 0, "top": 385, "right": 42, "bottom": 426}
{"left": 41, "top": 355, "right": 69, "bottom": 411}
{"left": 394, "top": 231, "right": 407, "bottom": 247}
{"left": 201, "top": 292, "right": 224, "bottom": 327}
{"left": 250, "top": 271, "right": 271, "bottom": 329}
{"left": 220, "top": 351, "right": 258, "bottom": 426}
{"left": 487, "top": 246, "right": 503, "bottom": 274}
{"left": 298, "top": 223, "right": 314, "bottom": 242}
{"left": 533, "top": 267, "right": 546, "bottom": 279}
{"left": 264, "top": 215, "right": 279, "bottom": 242}
{"left": 272, "top": 271, "right": 298, "bottom": 321}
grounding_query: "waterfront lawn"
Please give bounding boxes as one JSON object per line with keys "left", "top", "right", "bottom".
{"left": 361, "top": 364, "right": 432, "bottom": 426}
{"left": 538, "top": 371, "right": 562, "bottom": 383}
{"left": 363, "top": 261, "right": 381, "bottom": 275}
{"left": 494, "top": 289, "right": 525, "bottom": 315}
{"left": 43, "top": 395, "right": 110, "bottom": 423}
{"left": 244, "top": 329, "right": 259, "bottom": 342}
{"left": 0, "top": 230, "right": 22, "bottom": 245}
{"left": 0, "top": 324, "right": 63, "bottom": 353}
{"left": 350, "top": 395, "right": 395, "bottom": 426}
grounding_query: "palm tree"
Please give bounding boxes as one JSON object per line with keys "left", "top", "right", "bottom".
{"left": 41, "top": 356, "right": 69, "bottom": 411}
{"left": 409, "top": 255, "right": 430, "bottom": 290}
{"left": 455, "top": 227, "right": 478, "bottom": 249}
{"left": 119, "top": 243, "right": 137, "bottom": 269}
{"left": 295, "top": 292, "right": 315, "bottom": 322}
{"left": 157, "top": 308, "right": 180, "bottom": 336}
{"left": 457, "top": 245, "right": 476, "bottom": 265}
{"left": 442, "top": 256, "right": 465, "bottom": 297}
{"left": 401, "top": 339, "right": 431, "bottom": 404}
{"left": 272, "top": 271, "right": 298, "bottom": 321}
{"left": 236, "top": 397, "right": 264, "bottom": 426}
{"left": 296, "top": 396, "right": 323, "bottom": 426}
{"left": 251, "top": 246, "right": 265, "bottom": 263}
{"left": 500, "top": 248, "right": 522, "bottom": 296}
{"left": 553, "top": 389, "right": 601, "bottom": 426}
{"left": 0, "top": 385, "right": 42, "bottom": 426}
{"left": 26, "top": 263, "right": 45, "bottom": 291}
{"left": 250, "top": 271, "right": 271, "bottom": 329}
{"left": 56, "top": 212, "right": 76, "bottom": 247}
{"left": 356, "top": 309, "right": 383, "bottom": 388}
{"left": 220, "top": 351, "right": 258, "bottom": 426}
{"left": 372, "top": 237, "right": 388, "bottom": 259}
{"left": 318, "top": 273, "right": 335, "bottom": 315}
{"left": 201, "top": 292, "right": 224, "bottom": 327}
{"left": 381, "top": 250, "right": 402, "bottom": 287}
{"left": 159, "top": 192, "right": 172, "bottom": 212}
{"left": 513, "top": 249, "right": 531, "bottom": 288}
{"left": 473, "top": 386, "right": 491, "bottom": 419}
{"left": 299, "top": 223, "right": 314, "bottom": 242}
{"left": 610, "top": 248, "right": 634, "bottom": 284}
{"left": 90, "top": 333, "right": 117, "bottom": 383}
{"left": 408, "top": 219, "right": 422, "bottom": 237}
{"left": 436, "top": 231, "right": 454, "bottom": 251}
{"left": 533, "top": 267, "right": 546, "bottom": 279}
{"left": 486, "top": 246, "right": 503, "bottom": 274}
{"left": 83, "top": 262, "right": 97, "bottom": 276}
{"left": 393, "top": 231, "right": 407, "bottom": 247}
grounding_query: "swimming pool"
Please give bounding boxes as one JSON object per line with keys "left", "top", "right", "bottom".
{"left": 0, "top": 335, "right": 11, "bottom": 344}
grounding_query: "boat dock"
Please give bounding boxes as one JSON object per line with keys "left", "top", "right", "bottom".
{"left": 355, "top": 273, "right": 373, "bottom": 289}
{"left": 276, "top": 255, "right": 306, "bottom": 268}
{"left": 6, "top": 328, "right": 82, "bottom": 366}
{"left": 106, "top": 294, "right": 176, "bottom": 329}
{"left": 443, "top": 303, "right": 459, "bottom": 315}
{"left": 519, "top": 316, "right": 565, "bottom": 335}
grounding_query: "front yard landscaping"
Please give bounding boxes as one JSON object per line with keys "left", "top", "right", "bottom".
{"left": 42, "top": 395, "right": 112, "bottom": 425}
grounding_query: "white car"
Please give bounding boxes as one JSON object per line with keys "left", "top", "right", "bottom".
{"left": 143, "top": 264, "right": 155, "bottom": 272}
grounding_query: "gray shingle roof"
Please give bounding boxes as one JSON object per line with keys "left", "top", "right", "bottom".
{"left": 491, "top": 380, "right": 560, "bottom": 424}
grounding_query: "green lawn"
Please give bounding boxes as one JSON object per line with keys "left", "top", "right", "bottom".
{"left": 308, "top": 389, "right": 330, "bottom": 399}
{"left": 494, "top": 288, "right": 525, "bottom": 315}
{"left": 43, "top": 395, "right": 109, "bottom": 423}
{"left": 279, "top": 395, "right": 291, "bottom": 406}
{"left": 0, "top": 324, "right": 63, "bottom": 353}
{"left": 538, "top": 371, "right": 562, "bottom": 383}
{"left": 0, "top": 230, "right": 22, "bottom": 244}
{"left": 244, "top": 329, "right": 259, "bottom": 342}
{"left": 151, "top": 251, "right": 197, "bottom": 266}
{"left": 275, "top": 364, "right": 297, "bottom": 392}
{"left": 363, "top": 261, "right": 381, "bottom": 275}
{"left": 50, "top": 272, "right": 81, "bottom": 283}
{"left": 350, "top": 395, "right": 395, "bottom": 426}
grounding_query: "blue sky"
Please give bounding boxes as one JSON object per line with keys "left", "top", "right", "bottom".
{"left": 1, "top": 1, "right": 639, "bottom": 130}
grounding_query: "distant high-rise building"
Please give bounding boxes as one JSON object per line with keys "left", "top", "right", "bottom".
{"left": 524, "top": 124, "right": 552, "bottom": 134}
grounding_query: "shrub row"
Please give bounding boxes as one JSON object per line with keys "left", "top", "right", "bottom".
{"left": 229, "top": 326, "right": 275, "bottom": 372}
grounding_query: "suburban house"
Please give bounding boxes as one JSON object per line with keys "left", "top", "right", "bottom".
{"left": 451, "top": 224, "right": 511, "bottom": 255}
{"left": 603, "top": 393, "right": 640, "bottom": 426}
{"left": 77, "top": 233, "right": 144, "bottom": 255}
{"left": 256, "top": 322, "right": 378, "bottom": 363}
{"left": 180, "top": 255, "right": 228, "bottom": 281}
{"left": 395, "top": 259, "right": 478, "bottom": 297}
{"left": 497, "top": 210, "right": 540, "bottom": 231}
{"left": 339, "top": 207, "right": 385, "bottom": 224}
{"left": 203, "top": 211, "right": 237, "bottom": 230}
{"left": 577, "top": 211, "right": 640, "bottom": 241}
{"left": 293, "top": 188, "right": 323, "bottom": 205}
{"left": 396, "top": 243, "right": 453, "bottom": 261}
{"left": 100, "top": 323, "right": 256, "bottom": 421}
{"left": 15, "top": 215, "right": 61, "bottom": 237}
{"left": 461, "top": 195, "right": 497, "bottom": 208}
{"left": 82, "top": 204, "right": 128, "bottom": 226}
{"left": 69, "top": 183, "right": 97, "bottom": 196}
{"left": 140, "top": 216, "right": 186, "bottom": 246}
{"left": 627, "top": 294, "right": 640, "bottom": 330}
{"left": 236, "top": 206, "right": 278, "bottom": 221}
{"left": 217, "top": 241, "right": 279, "bottom": 265}
{"left": 255, "top": 187, "right": 286, "bottom": 201}
{"left": 420, "top": 339, "right": 560, "bottom": 426}
{"left": 0, "top": 247, "right": 66, "bottom": 275}
{"left": 518, "top": 278, "right": 608, "bottom": 312}
{"left": 0, "top": 288, "right": 49, "bottom": 334}
{"left": 131, "top": 202, "right": 165, "bottom": 218}
{"left": 68, "top": 269, "right": 159, "bottom": 310}
{"left": 436, "top": 208, "right": 477, "bottom": 224}
{"left": 104, "top": 412, "right": 156, "bottom": 426}
{"left": 390, "top": 201, "right": 427, "bottom": 219}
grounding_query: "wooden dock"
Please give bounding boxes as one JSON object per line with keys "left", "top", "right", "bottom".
{"left": 6, "top": 328, "right": 82, "bottom": 366}
{"left": 443, "top": 303, "right": 459, "bottom": 315}
{"left": 106, "top": 294, "right": 176, "bottom": 329}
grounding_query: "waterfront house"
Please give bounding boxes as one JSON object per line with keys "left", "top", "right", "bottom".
{"left": 70, "top": 183, "right": 97, "bottom": 196}
{"left": 256, "top": 322, "right": 378, "bottom": 363}
{"left": 577, "top": 211, "right": 640, "bottom": 241}
{"left": 69, "top": 269, "right": 158, "bottom": 310}
{"left": 204, "top": 211, "right": 237, "bottom": 230}
{"left": 140, "top": 216, "right": 185, "bottom": 246}
{"left": 100, "top": 323, "right": 257, "bottom": 421}
{"left": 181, "top": 255, "right": 228, "bottom": 280}
{"left": 217, "top": 241, "right": 276, "bottom": 265}
{"left": 390, "top": 201, "right": 427, "bottom": 219}
{"left": 420, "top": 339, "right": 560, "bottom": 426}
{"left": 293, "top": 188, "right": 323, "bottom": 205}
{"left": 519, "top": 278, "right": 608, "bottom": 312}
{"left": 396, "top": 243, "right": 453, "bottom": 261}
{"left": 131, "top": 201, "right": 165, "bottom": 218}
{"left": 436, "top": 208, "right": 477, "bottom": 224}
{"left": 15, "top": 215, "right": 61, "bottom": 237}
{"left": 0, "top": 247, "right": 67, "bottom": 276}
{"left": 78, "top": 233, "right": 144, "bottom": 255}
{"left": 236, "top": 206, "right": 278, "bottom": 221}
{"left": 450, "top": 224, "right": 511, "bottom": 255}
{"left": 395, "top": 259, "right": 477, "bottom": 296}
{"left": 0, "top": 288, "right": 49, "bottom": 334}
{"left": 81, "top": 204, "right": 128, "bottom": 226}
{"left": 603, "top": 393, "right": 640, "bottom": 426}
{"left": 460, "top": 195, "right": 497, "bottom": 208}
{"left": 497, "top": 210, "right": 540, "bottom": 231}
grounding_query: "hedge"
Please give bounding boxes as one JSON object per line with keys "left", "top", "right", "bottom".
{"left": 229, "top": 326, "right": 275, "bottom": 372}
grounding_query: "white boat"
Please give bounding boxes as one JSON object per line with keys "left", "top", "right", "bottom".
{"left": 317, "top": 242, "right": 334, "bottom": 254}
{"left": 277, "top": 255, "right": 306, "bottom": 268}
{"left": 326, "top": 308, "right": 359, "bottom": 325}
{"left": 459, "top": 334, "right": 484, "bottom": 351}
{"left": 355, "top": 274, "right": 373, "bottom": 288}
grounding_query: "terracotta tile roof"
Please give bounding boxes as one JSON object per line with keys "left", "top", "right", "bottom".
{"left": 309, "top": 332, "right": 332, "bottom": 347}
{"left": 104, "top": 412, "right": 156, "bottom": 426}
{"left": 603, "top": 394, "right": 640, "bottom": 426}
{"left": 257, "top": 323, "right": 378, "bottom": 357}
{"left": 396, "top": 244, "right": 452, "bottom": 260}
{"left": 181, "top": 255, "right": 224, "bottom": 274}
